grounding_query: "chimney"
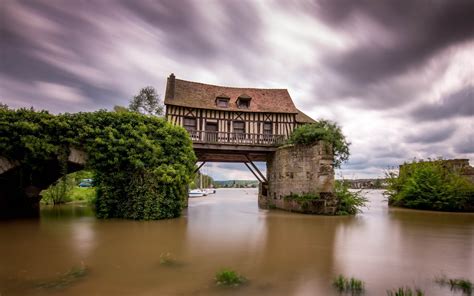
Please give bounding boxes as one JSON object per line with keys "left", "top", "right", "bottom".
{"left": 165, "top": 73, "right": 175, "bottom": 99}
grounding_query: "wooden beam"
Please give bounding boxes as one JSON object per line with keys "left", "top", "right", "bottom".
{"left": 244, "top": 162, "right": 263, "bottom": 183}
{"left": 194, "top": 161, "right": 206, "bottom": 173}
{"left": 245, "top": 155, "right": 267, "bottom": 183}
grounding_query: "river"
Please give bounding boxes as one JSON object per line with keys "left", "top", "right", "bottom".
{"left": 1, "top": 189, "right": 473, "bottom": 295}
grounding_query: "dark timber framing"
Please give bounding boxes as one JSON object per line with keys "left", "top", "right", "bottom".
{"left": 164, "top": 73, "right": 315, "bottom": 176}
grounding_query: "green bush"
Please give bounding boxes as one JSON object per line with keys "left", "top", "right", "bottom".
{"left": 386, "top": 287, "right": 424, "bottom": 296}
{"left": 386, "top": 160, "right": 474, "bottom": 211}
{"left": 333, "top": 274, "right": 364, "bottom": 294}
{"left": 0, "top": 109, "right": 196, "bottom": 220}
{"left": 435, "top": 275, "right": 472, "bottom": 294}
{"left": 287, "top": 120, "right": 350, "bottom": 168}
{"left": 283, "top": 193, "right": 321, "bottom": 211}
{"left": 215, "top": 269, "right": 246, "bottom": 287}
{"left": 41, "top": 175, "right": 76, "bottom": 205}
{"left": 335, "top": 180, "right": 368, "bottom": 215}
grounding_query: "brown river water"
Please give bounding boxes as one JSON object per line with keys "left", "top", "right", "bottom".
{"left": 0, "top": 189, "right": 473, "bottom": 295}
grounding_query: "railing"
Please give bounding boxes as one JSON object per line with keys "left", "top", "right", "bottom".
{"left": 187, "top": 130, "right": 286, "bottom": 146}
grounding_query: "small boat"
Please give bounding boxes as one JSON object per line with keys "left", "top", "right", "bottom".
{"left": 188, "top": 189, "right": 206, "bottom": 198}
{"left": 204, "top": 188, "right": 216, "bottom": 195}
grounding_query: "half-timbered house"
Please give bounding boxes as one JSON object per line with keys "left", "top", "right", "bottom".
{"left": 164, "top": 73, "right": 314, "bottom": 156}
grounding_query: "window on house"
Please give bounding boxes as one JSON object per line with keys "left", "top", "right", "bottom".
{"left": 183, "top": 117, "right": 197, "bottom": 131}
{"left": 263, "top": 122, "right": 272, "bottom": 135}
{"left": 216, "top": 96, "right": 230, "bottom": 108}
{"left": 233, "top": 121, "right": 245, "bottom": 134}
{"left": 237, "top": 95, "right": 251, "bottom": 109}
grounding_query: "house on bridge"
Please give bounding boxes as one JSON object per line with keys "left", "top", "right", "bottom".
{"left": 164, "top": 74, "right": 337, "bottom": 215}
{"left": 164, "top": 73, "right": 315, "bottom": 164}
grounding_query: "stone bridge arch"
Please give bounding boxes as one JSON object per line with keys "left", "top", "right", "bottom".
{"left": 0, "top": 147, "right": 87, "bottom": 219}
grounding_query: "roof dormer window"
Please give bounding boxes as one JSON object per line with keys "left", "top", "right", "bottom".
{"left": 237, "top": 94, "right": 251, "bottom": 109}
{"left": 215, "top": 95, "right": 230, "bottom": 108}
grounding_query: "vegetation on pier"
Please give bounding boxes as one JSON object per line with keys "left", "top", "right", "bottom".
{"left": 0, "top": 108, "right": 196, "bottom": 220}
{"left": 335, "top": 180, "right": 368, "bottom": 215}
{"left": 288, "top": 119, "right": 350, "bottom": 168}
{"left": 385, "top": 160, "right": 474, "bottom": 212}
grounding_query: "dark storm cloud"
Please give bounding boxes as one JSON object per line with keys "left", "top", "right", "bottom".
{"left": 0, "top": 0, "right": 265, "bottom": 111}
{"left": 404, "top": 124, "right": 457, "bottom": 144}
{"left": 410, "top": 86, "right": 474, "bottom": 122}
{"left": 285, "top": 0, "right": 474, "bottom": 110}
{"left": 319, "top": 0, "right": 474, "bottom": 84}
{"left": 118, "top": 0, "right": 217, "bottom": 59}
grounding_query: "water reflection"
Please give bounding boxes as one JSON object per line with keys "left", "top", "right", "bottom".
{"left": 0, "top": 189, "right": 472, "bottom": 296}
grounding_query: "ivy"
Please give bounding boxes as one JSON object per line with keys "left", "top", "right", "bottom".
{"left": 287, "top": 120, "right": 350, "bottom": 168}
{"left": 0, "top": 108, "right": 196, "bottom": 220}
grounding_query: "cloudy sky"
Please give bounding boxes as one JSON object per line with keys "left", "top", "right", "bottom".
{"left": 1, "top": 0, "right": 473, "bottom": 180}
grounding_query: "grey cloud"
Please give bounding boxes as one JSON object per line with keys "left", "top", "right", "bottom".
{"left": 405, "top": 124, "right": 457, "bottom": 144}
{"left": 411, "top": 86, "right": 474, "bottom": 122}
{"left": 317, "top": 0, "right": 474, "bottom": 84}
{"left": 288, "top": 0, "right": 474, "bottom": 110}
{"left": 454, "top": 134, "right": 474, "bottom": 154}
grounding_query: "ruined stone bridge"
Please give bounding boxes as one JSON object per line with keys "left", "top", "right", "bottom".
{"left": 0, "top": 148, "right": 87, "bottom": 219}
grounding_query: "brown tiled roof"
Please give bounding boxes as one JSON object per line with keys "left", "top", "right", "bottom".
{"left": 296, "top": 109, "right": 316, "bottom": 123}
{"left": 165, "top": 75, "right": 299, "bottom": 113}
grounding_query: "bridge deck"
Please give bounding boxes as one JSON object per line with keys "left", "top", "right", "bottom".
{"left": 189, "top": 131, "right": 285, "bottom": 162}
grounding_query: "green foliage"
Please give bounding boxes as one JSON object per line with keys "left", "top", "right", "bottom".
{"left": 113, "top": 105, "right": 129, "bottom": 113}
{"left": 284, "top": 193, "right": 320, "bottom": 211}
{"left": 385, "top": 160, "right": 474, "bottom": 211}
{"left": 335, "top": 180, "right": 368, "bottom": 215}
{"left": 41, "top": 175, "right": 76, "bottom": 205}
{"left": 0, "top": 102, "right": 8, "bottom": 110}
{"left": 386, "top": 287, "right": 424, "bottom": 296}
{"left": 288, "top": 120, "right": 350, "bottom": 168}
{"left": 0, "top": 109, "right": 196, "bottom": 220}
{"left": 333, "top": 274, "right": 364, "bottom": 294}
{"left": 215, "top": 269, "right": 247, "bottom": 287}
{"left": 435, "top": 274, "right": 472, "bottom": 294}
{"left": 189, "top": 172, "right": 214, "bottom": 189}
{"left": 129, "top": 86, "right": 164, "bottom": 116}
{"left": 41, "top": 170, "right": 96, "bottom": 205}
{"left": 69, "top": 187, "right": 96, "bottom": 205}
{"left": 284, "top": 192, "right": 320, "bottom": 202}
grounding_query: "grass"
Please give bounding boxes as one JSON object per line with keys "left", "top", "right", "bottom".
{"left": 35, "top": 264, "right": 88, "bottom": 289}
{"left": 69, "top": 187, "right": 96, "bottom": 204}
{"left": 41, "top": 186, "right": 96, "bottom": 205}
{"left": 386, "top": 287, "right": 424, "bottom": 296}
{"left": 215, "top": 268, "right": 247, "bottom": 287}
{"left": 435, "top": 274, "right": 472, "bottom": 294}
{"left": 333, "top": 274, "right": 364, "bottom": 294}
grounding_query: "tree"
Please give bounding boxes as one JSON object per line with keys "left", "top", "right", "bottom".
{"left": 0, "top": 102, "right": 8, "bottom": 110}
{"left": 129, "top": 86, "right": 164, "bottom": 116}
{"left": 113, "top": 105, "right": 129, "bottom": 113}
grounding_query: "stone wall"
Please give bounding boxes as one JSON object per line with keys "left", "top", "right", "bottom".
{"left": 258, "top": 142, "right": 337, "bottom": 215}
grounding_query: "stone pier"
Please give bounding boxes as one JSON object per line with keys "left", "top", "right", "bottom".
{"left": 258, "top": 142, "right": 337, "bottom": 214}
